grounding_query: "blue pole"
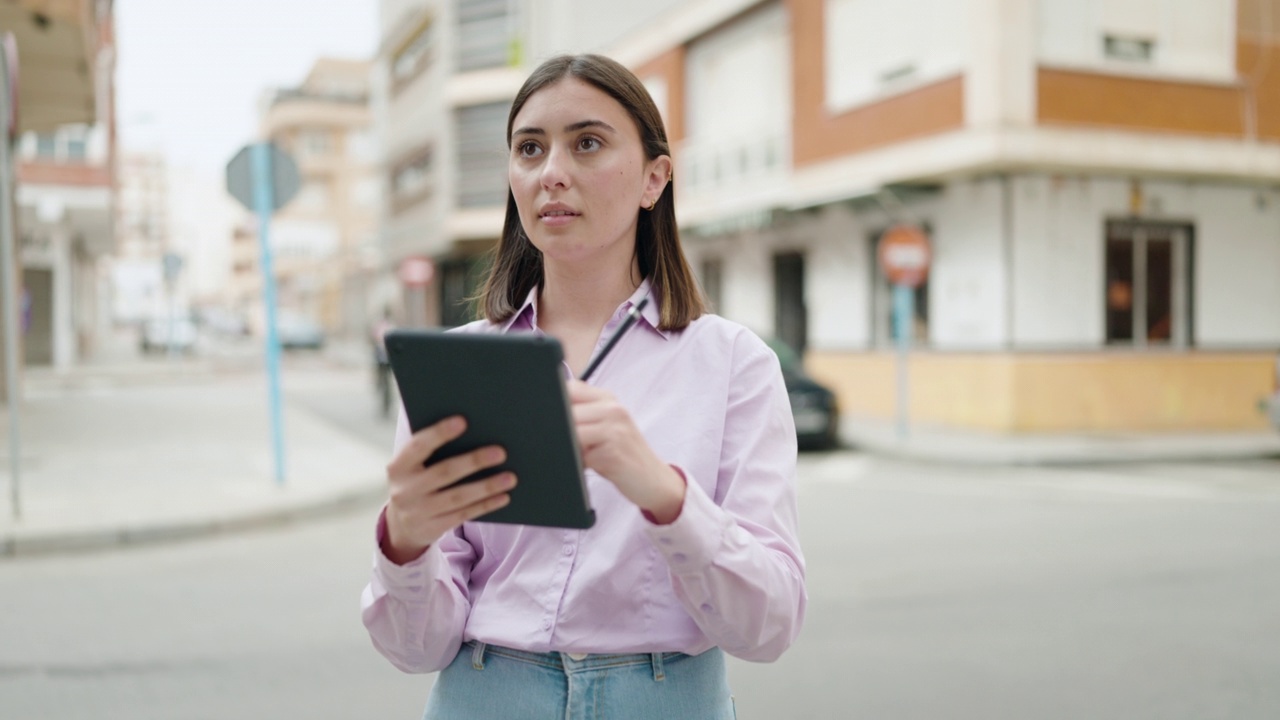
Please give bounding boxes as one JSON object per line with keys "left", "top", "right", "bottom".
{"left": 251, "top": 143, "right": 287, "bottom": 485}
{"left": 893, "top": 283, "right": 914, "bottom": 440}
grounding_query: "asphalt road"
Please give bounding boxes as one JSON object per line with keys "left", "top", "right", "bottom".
{"left": 2, "top": 362, "right": 1278, "bottom": 719}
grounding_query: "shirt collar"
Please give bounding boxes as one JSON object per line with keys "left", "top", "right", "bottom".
{"left": 498, "top": 279, "right": 669, "bottom": 340}
{"left": 500, "top": 286, "right": 540, "bottom": 333}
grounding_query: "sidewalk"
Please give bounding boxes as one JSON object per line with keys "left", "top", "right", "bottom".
{"left": 0, "top": 336, "right": 388, "bottom": 558}
{"left": 841, "top": 417, "right": 1280, "bottom": 465}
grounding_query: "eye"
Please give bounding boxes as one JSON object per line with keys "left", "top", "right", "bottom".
{"left": 576, "top": 135, "right": 602, "bottom": 152}
{"left": 516, "top": 141, "right": 543, "bottom": 158}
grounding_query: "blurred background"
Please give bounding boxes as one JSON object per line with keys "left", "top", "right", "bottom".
{"left": 0, "top": 1, "right": 1278, "bottom": 718}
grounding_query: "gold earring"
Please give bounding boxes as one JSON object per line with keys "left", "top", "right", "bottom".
{"left": 647, "top": 198, "right": 656, "bottom": 211}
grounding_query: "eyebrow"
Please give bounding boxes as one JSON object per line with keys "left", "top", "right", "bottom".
{"left": 511, "top": 119, "right": 618, "bottom": 138}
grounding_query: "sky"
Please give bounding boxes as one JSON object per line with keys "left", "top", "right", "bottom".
{"left": 116, "top": 0, "right": 379, "bottom": 172}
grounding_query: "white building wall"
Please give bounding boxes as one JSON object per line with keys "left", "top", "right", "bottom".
{"left": 807, "top": 205, "right": 873, "bottom": 349}
{"left": 825, "top": 0, "right": 967, "bottom": 113}
{"left": 930, "top": 178, "right": 1009, "bottom": 348}
{"left": 682, "top": 2, "right": 790, "bottom": 208}
{"left": 718, "top": 233, "right": 773, "bottom": 337}
{"left": 1010, "top": 175, "right": 1107, "bottom": 347}
{"left": 1036, "top": 0, "right": 1236, "bottom": 82}
{"left": 1010, "top": 175, "right": 1280, "bottom": 348}
{"left": 1186, "top": 184, "right": 1280, "bottom": 346}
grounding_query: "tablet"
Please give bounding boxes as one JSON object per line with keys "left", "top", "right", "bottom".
{"left": 385, "top": 329, "right": 596, "bottom": 530}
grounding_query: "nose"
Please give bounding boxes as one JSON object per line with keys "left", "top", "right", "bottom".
{"left": 540, "top": 144, "right": 571, "bottom": 191}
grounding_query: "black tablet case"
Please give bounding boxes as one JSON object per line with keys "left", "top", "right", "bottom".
{"left": 385, "top": 330, "right": 596, "bottom": 529}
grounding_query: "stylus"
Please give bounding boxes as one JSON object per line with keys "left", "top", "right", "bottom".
{"left": 579, "top": 296, "right": 650, "bottom": 382}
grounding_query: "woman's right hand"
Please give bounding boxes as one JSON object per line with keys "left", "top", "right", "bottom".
{"left": 382, "top": 415, "right": 517, "bottom": 565}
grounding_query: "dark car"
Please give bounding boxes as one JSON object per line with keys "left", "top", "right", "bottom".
{"left": 766, "top": 338, "right": 841, "bottom": 450}
{"left": 1262, "top": 352, "right": 1280, "bottom": 432}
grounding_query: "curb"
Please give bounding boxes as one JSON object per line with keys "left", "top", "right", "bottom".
{"left": 841, "top": 424, "right": 1280, "bottom": 467}
{"left": 847, "top": 440, "right": 1280, "bottom": 466}
{"left": 0, "top": 483, "right": 386, "bottom": 559}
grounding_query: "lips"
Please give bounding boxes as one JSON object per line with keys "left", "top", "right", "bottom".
{"left": 538, "top": 202, "right": 580, "bottom": 219}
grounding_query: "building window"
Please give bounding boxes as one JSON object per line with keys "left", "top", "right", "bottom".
{"left": 456, "top": 0, "right": 516, "bottom": 72}
{"left": 293, "top": 181, "right": 331, "bottom": 211}
{"left": 455, "top": 101, "right": 510, "bottom": 208}
{"left": 700, "top": 257, "right": 723, "bottom": 314}
{"left": 393, "top": 20, "right": 434, "bottom": 85}
{"left": 1104, "top": 220, "right": 1193, "bottom": 347}
{"left": 1103, "top": 34, "right": 1155, "bottom": 63}
{"left": 871, "top": 228, "right": 930, "bottom": 346}
{"left": 35, "top": 133, "right": 57, "bottom": 159}
{"left": 439, "top": 255, "right": 490, "bottom": 327}
{"left": 390, "top": 145, "right": 433, "bottom": 211}
{"left": 65, "top": 136, "right": 87, "bottom": 161}
{"left": 299, "top": 130, "right": 331, "bottom": 158}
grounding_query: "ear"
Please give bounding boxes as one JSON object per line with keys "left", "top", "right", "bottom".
{"left": 640, "top": 155, "right": 673, "bottom": 209}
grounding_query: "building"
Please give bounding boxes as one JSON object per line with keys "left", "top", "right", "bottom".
{"left": 256, "top": 57, "right": 379, "bottom": 338}
{"left": 372, "top": 0, "right": 685, "bottom": 328}
{"left": 375, "top": 0, "right": 1280, "bottom": 434}
{"left": 9, "top": 0, "right": 117, "bottom": 370}
{"left": 643, "top": 0, "right": 1280, "bottom": 434}
{"left": 110, "top": 151, "right": 168, "bottom": 325}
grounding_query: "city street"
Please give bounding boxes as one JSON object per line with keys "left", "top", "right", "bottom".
{"left": 1, "top": 360, "right": 1277, "bottom": 719}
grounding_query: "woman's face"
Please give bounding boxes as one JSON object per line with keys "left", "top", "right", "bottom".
{"left": 508, "top": 77, "right": 669, "bottom": 270}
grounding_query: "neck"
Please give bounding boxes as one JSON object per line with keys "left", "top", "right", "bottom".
{"left": 538, "top": 257, "right": 641, "bottom": 335}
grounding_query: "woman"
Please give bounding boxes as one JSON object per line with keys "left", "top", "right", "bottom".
{"left": 362, "top": 54, "right": 805, "bottom": 719}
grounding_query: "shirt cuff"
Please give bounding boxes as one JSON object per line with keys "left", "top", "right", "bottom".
{"left": 641, "top": 468, "right": 731, "bottom": 574}
{"left": 372, "top": 506, "right": 442, "bottom": 597}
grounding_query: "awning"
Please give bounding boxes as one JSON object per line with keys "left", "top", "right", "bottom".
{"left": 0, "top": 0, "right": 101, "bottom": 133}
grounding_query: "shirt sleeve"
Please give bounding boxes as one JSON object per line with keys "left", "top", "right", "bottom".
{"left": 641, "top": 333, "right": 807, "bottom": 663}
{"left": 359, "top": 408, "right": 476, "bottom": 673}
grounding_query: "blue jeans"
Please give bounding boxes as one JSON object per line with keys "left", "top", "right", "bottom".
{"left": 423, "top": 641, "right": 737, "bottom": 719}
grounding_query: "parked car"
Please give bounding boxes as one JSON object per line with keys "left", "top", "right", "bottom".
{"left": 139, "top": 317, "right": 198, "bottom": 355}
{"left": 194, "top": 306, "right": 250, "bottom": 338}
{"left": 275, "top": 312, "right": 325, "bottom": 350}
{"left": 1262, "top": 352, "right": 1280, "bottom": 431}
{"left": 765, "top": 338, "right": 840, "bottom": 450}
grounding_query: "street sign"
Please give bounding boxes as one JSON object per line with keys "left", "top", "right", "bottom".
{"left": 161, "top": 252, "right": 183, "bottom": 283}
{"left": 878, "top": 224, "right": 931, "bottom": 288}
{"left": 398, "top": 257, "right": 434, "bottom": 286}
{"left": 225, "top": 142, "right": 298, "bottom": 486}
{"left": 226, "top": 142, "right": 299, "bottom": 212}
{"left": 2, "top": 34, "right": 17, "bottom": 141}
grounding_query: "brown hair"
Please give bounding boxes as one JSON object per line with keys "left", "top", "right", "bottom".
{"left": 478, "top": 54, "right": 706, "bottom": 331}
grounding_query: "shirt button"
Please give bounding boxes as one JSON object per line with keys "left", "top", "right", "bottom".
{"left": 658, "top": 537, "right": 673, "bottom": 546}
{"left": 700, "top": 603, "right": 714, "bottom": 614}
{"left": 671, "top": 553, "right": 688, "bottom": 563}
{"left": 542, "top": 619, "right": 552, "bottom": 631}
{"left": 563, "top": 545, "right": 574, "bottom": 556}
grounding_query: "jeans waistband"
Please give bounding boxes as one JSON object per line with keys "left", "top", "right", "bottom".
{"left": 466, "top": 641, "right": 679, "bottom": 681}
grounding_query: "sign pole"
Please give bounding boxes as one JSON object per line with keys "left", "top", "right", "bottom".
{"left": 878, "top": 224, "right": 931, "bottom": 443}
{"left": 0, "top": 36, "right": 19, "bottom": 519}
{"left": 893, "top": 283, "right": 913, "bottom": 440}
{"left": 251, "top": 143, "right": 287, "bottom": 485}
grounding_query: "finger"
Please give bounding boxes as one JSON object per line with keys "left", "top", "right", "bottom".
{"left": 571, "top": 401, "right": 611, "bottom": 426}
{"left": 420, "top": 445, "right": 508, "bottom": 493}
{"left": 440, "top": 491, "right": 513, "bottom": 528}
{"left": 387, "top": 415, "right": 466, "bottom": 475}
{"left": 429, "top": 473, "right": 517, "bottom": 521}
{"left": 567, "top": 380, "right": 610, "bottom": 404}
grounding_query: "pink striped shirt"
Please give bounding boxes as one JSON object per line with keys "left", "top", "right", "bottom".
{"left": 361, "top": 281, "right": 806, "bottom": 671}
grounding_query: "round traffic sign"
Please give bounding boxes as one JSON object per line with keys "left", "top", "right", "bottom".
{"left": 878, "top": 224, "right": 931, "bottom": 288}
{"left": 398, "top": 257, "right": 434, "bottom": 286}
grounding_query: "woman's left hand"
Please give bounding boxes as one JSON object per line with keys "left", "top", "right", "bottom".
{"left": 567, "top": 380, "right": 685, "bottom": 523}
